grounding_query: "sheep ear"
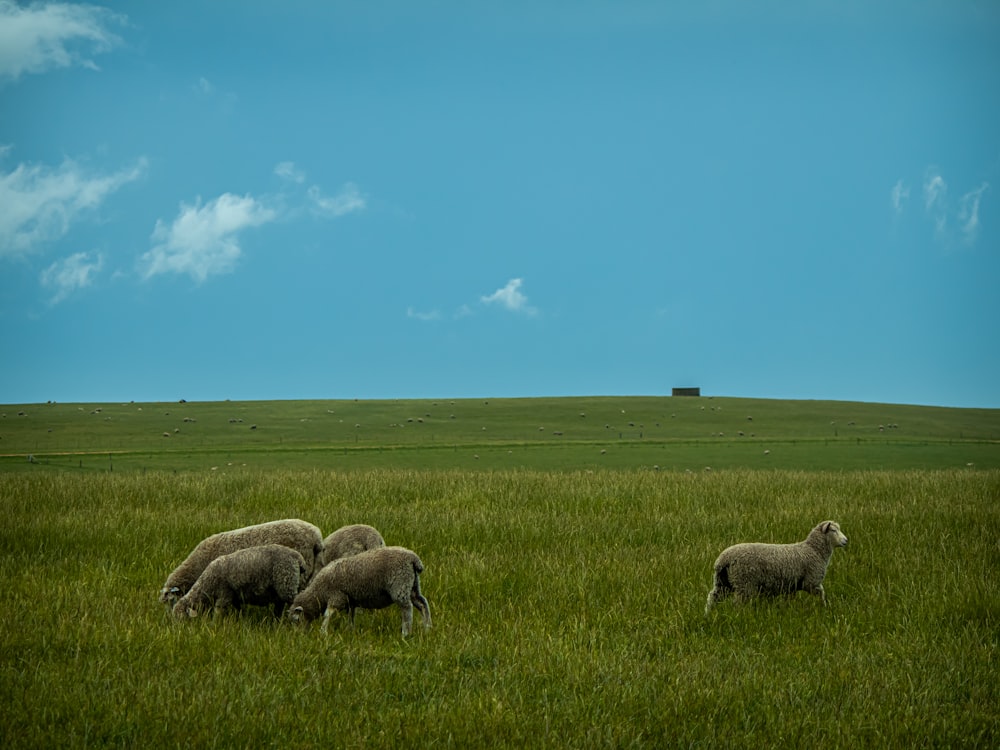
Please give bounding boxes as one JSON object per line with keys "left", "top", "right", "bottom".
{"left": 821, "top": 521, "right": 832, "bottom": 533}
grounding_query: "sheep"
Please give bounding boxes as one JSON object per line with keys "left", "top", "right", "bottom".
{"left": 172, "top": 544, "right": 308, "bottom": 620}
{"left": 289, "top": 546, "right": 431, "bottom": 636}
{"left": 705, "top": 520, "right": 849, "bottom": 614}
{"left": 318, "top": 523, "right": 386, "bottom": 568}
{"left": 159, "top": 518, "right": 324, "bottom": 607}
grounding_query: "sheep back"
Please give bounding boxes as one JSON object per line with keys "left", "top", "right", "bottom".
{"left": 318, "top": 524, "right": 386, "bottom": 568}
{"left": 172, "top": 544, "right": 308, "bottom": 619}
{"left": 159, "top": 518, "right": 323, "bottom": 605}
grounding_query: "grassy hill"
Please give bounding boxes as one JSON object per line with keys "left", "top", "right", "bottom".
{"left": 3, "top": 395, "right": 998, "bottom": 472}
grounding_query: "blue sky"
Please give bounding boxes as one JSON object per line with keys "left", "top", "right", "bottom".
{"left": 1, "top": 1, "right": 998, "bottom": 408}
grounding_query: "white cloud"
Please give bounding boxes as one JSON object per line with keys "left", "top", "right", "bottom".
{"left": 0, "top": 155, "right": 147, "bottom": 257}
{"left": 407, "top": 307, "right": 441, "bottom": 322}
{"left": 923, "top": 172, "right": 948, "bottom": 232}
{"left": 140, "top": 193, "right": 276, "bottom": 282}
{"left": 481, "top": 277, "right": 536, "bottom": 315}
{"left": 275, "top": 161, "right": 306, "bottom": 184}
{"left": 40, "top": 250, "right": 103, "bottom": 303}
{"left": 890, "top": 179, "right": 909, "bottom": 214}
{"left": 924, "top": 173, "right": 946, "bottom": 210}
{"left": 0, "top": 1, "right": 124, "bottom": 82}
{"left": 307, "top": 183, "right": 365, "bottom": 217}
{"left": 193, "top": 76, "right": 238, "bottom": 110}
{"left": 958, "top": 182, "right": 989, "bottom": 244}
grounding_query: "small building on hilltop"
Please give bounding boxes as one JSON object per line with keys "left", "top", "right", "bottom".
{"left": 671, "top": 387, "right": 701, "bottom": 397}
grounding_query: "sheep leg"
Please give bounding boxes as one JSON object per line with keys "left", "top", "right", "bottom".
{"left": 398, "top": 601, "right": 414, "bottom": 637}
{"left": 320, "top": 606, "right": 333, "bottom": 633}
{"left": 810, "top": 583, "right": 827, "bottom": 606}
{"left": 411, "top": 590, "right": 432, "bottom": 629}
{"left": 411, "top": 576, "right": 432, "bottom": 628}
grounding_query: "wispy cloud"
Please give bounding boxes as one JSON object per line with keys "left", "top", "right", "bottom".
{"left": 923, "top": 171, "right": 948, "bottom": 234}
{"left": 481, "top": 278, "right": 536, "bottom": 315}
{"left": 40, "top": 250, "right": 103, "bottom": 303}
{"left": 0, "top": 0, "right": 124, "bottom": 82}
{"left": 193, "top": 75, "right": 237, "bottom": 110}
{"left": 890, "top": 179, "right": 909, "bottom": 214}
{"left": 274, "top": 161, "right": 306, "bottom": 184}
{"left": 140, "top": 193, "right": 276, "bottom": 282}
{"left": 0, "top": 154, "right": 147, "bottom": 257}
{"left": 308, "top": 183, "right": 365, "bottom": 217}
{"left": 905, "top": 169, "right": 990, "bottom": 248}
{"left": 407, "top": 307, "right": 442, "bottom": 322}
{"left": 958, "top": 182, "right": 989, "bottom": 244}
{"left": 408, "top": 280, "right": 535, "bottom": 323}
{"left": 272, "top": 161, "right": 365, "bottom": 218}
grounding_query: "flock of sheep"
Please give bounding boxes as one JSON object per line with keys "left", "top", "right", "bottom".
{"left": 158, "top": 518, "right": 849, "bottom": 633}
{"left": 159, "top": 520, "right": 431, "bottom": 636}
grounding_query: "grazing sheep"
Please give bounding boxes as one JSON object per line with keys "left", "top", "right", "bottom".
{"left": 159, "top": 518, "right": 324, "bottom": 607}
{"left": 705, "top": 521, "right": 849, "bottom": 614}
{"left": 318, "top": 524, "right": 386, "bottom": 568}
{"left": 172, "top": 544, "right": 308, "bottom": 620}
{"left": 289, "top": 546, "right": 431, "bottom": 636}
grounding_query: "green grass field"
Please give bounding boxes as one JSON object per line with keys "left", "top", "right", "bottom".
{"left": 3, "top": 395, "right": 999, "bottom": 472}
{"left": 1, "top": 397, "right": 998, "bottom": 747}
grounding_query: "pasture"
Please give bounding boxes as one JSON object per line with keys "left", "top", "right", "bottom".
{"left": 1, "top": 397, "right": 998, "bottom": 747}
{"left": 2, "top": 395, "right": 999, "bottom": 472}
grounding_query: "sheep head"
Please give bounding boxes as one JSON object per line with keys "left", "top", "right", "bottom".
{"left": 819, "top": 521, "right": 848, "bottom": 548}
{"left": 159, "top": 586, "right": 182, "bottom": 606}
{"left": 171, "top": 598, "right": 200, "bottom": 620}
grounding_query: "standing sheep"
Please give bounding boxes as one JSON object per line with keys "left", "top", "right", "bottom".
{"left": 318, "top": 523, "right": 386, "bottom": 568}
{"left": 159, "top": 518, "right": 324, "bottom": 607}
{"left": 289, "top": 546, "right": 431, "bottom": 636}
{"left": 705, "top": 520, "right": 849, "bottom": 614}
{"left": 172, "top": 544, "right": 309, "bottom": 620}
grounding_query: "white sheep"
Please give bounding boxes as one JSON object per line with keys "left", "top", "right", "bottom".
{"left": 289, "top": 546, "right": 431, "bottom": 636}
{"left": 172, "top": 544, "right": 309, "bottom": 620}
{"left": 705, "top": 520, "right": 849, "bottom": 614}
{"left": 159, "top": 518, "right": 324, "bottom": 607}
{"left": 318, "top": 524, "right": 386, "bottom": 568}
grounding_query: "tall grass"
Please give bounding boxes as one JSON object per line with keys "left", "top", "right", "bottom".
{"left": 1, "top": 469, "right": 997, "bottom": 747}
